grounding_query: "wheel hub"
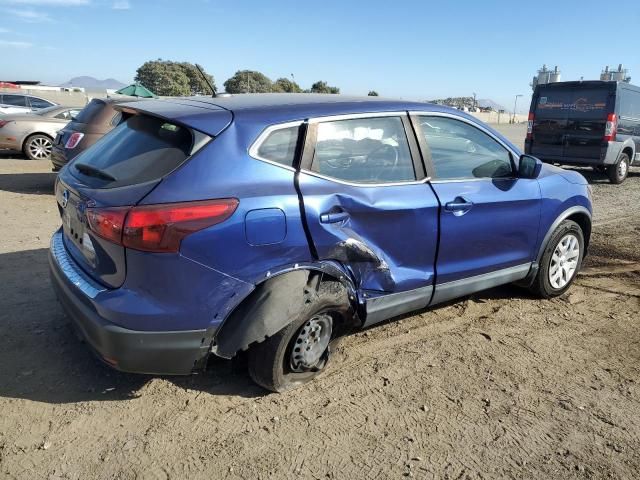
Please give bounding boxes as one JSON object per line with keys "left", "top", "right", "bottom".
{"left": 618, "top": 159, "right": 628, "bottom": 178}
{"left": 549, "top": 233, "right": 580, "bottom": 289}
{"left": 290, "top": 313, "right": 333, "bottom": 372}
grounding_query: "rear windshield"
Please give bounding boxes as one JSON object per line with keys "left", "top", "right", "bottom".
{"left": 71, "top": 114, "right": 194, "bottom": 188}
{"left": 534, "top": 87, "right": 611, "bottom": 119}
{"left": 74, "top": 99, "right": 107, "bottom": 123}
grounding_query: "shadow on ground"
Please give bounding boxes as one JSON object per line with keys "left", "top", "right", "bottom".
{"left": 0, "top": 246, "right": 538, "bottom": 404}
{"left": 0, "top": 247, "right": 264, "bottom": 404}
{"left": 0, "top": 172, "right": 56, "bottom": 195}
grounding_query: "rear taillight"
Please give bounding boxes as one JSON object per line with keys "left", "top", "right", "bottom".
{"left": 86, "top": 207, "right": 128, "bottom": 245}
{"left": 526, "top": 113, "right": 534, "bottom": 140}
{"left": 65, "top": 132, "right": 84, "bottom": 149}
{"left": 0, "top": 120, "right": 9, "bottom": 128}
{"left": 86, "top": 199, "right": 239, "bottom": 253}
{"left": 604, "top": 113, "right": 617, "bottom": 142}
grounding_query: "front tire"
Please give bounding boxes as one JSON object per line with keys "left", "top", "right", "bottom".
{"left": 530, "top": 219, "right": 584, "bottom": 298}
{"left": 23, "top": 134, "right": 53, "bottom": 160}
{"left": 247, "top": 281, "right": 351, "bottom": 392}
{"left": 607, "top": 153, "right": 629, "bottom": 184}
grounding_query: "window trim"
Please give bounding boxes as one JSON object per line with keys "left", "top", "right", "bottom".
{"left": 300, "top": 112, "right": 430, "bottom": 188}
{"left": 248, "top": 120, "right": 303, "bottom": 172}
{"left": 409, "top": 111, "right": 520, "bottom": 183}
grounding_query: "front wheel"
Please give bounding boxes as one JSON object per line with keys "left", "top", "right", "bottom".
{"left": 607, "top": 153, "right": 629, "bottom": 184}
{"left": 23, "top": 134, "right": 53, "bottom": 160}
{"left": 247, "top": 281, "right": 351, "bottom": 392}
{"left": 529, "top": 219, "right": 584, "bottom": 298}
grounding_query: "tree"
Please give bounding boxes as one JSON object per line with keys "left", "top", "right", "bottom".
{"left": 177, "top": 62, "right": 216, "bottom": 95}
{"left": 310, "top": 81, "right": 340, "bottom": 94}
{"left": 134, "top": 59, "right": 216, "bottom": 96}
{"left": 368, "top": 90, "right": 379, "bottom": 96}
{"left": 272, "top": 77, "right": 302, "bottom": 93}
{"left": 224, "top": 70, "right": 273, "bottom": 93}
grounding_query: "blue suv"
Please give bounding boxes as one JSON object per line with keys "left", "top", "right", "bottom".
{"left": 49, "top": 94, "right": 592, "bottom": 392}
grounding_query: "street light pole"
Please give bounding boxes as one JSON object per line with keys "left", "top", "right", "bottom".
{"left": 512, "top": 94, "right": 523, "bottom": 123}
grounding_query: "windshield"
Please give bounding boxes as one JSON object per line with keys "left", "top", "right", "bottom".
{"left": 71, "top": 114, "right": 195, "bottom": 188}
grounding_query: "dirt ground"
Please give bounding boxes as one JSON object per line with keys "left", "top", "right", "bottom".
{"left": 1, "top": 124, "right": 639, "bottom": 479}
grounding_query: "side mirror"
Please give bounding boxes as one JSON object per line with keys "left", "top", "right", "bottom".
{"left": 518, "top": 154, "right": 542, "bottom": 179}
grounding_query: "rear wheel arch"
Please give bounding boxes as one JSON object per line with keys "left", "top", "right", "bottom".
{"left": 211, "top": 266, "right": 358, "bottom": 360}
{"left": 622, "top": 146, "right": 634, "bottom": 164}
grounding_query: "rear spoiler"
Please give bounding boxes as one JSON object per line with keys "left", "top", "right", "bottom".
{"left": 114, "top": 98, "right": 233, "bottom": 137}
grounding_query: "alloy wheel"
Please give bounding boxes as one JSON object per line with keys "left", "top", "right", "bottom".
{"left": 548, "top": 233, "right": 580, "bottom": 289}
{"left": 28, "top": 136, "right": 52, "bottom": 159}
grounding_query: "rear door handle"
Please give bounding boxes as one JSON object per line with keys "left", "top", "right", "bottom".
{"left": 320, "top": 211, "right": 349, "bottom": 224}
{"left": 444, "top": 197, "right": 473, "bottom": 216}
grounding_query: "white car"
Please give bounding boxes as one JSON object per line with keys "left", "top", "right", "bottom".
{"left": 0, "top": 93, "right": 58, "bottom": 115}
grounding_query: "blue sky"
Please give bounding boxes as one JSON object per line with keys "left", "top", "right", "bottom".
{"left": 1, "top": 0, "right": 639, "bottom": 110}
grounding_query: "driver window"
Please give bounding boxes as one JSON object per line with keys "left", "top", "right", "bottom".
{"left": 418, "top": 116, "right": 513, "bottom": 180}
{"left": 311, "top": 116, "right": 415, "bottom": 184}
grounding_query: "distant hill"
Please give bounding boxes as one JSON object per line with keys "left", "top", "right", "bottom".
{"left": 59, "top": 76, "right": 126, "bottom": 90}
{"left": 477, "top": 99, "right": 507, "bottom": 112}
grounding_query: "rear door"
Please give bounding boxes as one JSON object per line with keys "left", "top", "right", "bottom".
{"left": 413, "top": 113, "right": 541, "bottom": 303}
{"left": 0, "top": 94, "right": 29, "bottom": 115}
{"left": 562, "top": 86, "right": 612, "bottom": 160}
{"left": 531, "top": 84, "right": 613, "bottom": 160}
{"left": 298, "top": 113, "right": 439, "bottom": 305}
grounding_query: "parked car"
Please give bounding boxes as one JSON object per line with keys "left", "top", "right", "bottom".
{"left": 0, "top": 105, "right": 82, "bottom": 160}
{"left": 0, "top": 93, "right": 58, "bottom": 115}
{"left": 50, "top": 97, "right": 133, "bottom": 171}
{"left": 525, "top": 80, "right": 640, "bottom": 184}
{"left": 49, "top": 94, "right": 592, "bottom": 392}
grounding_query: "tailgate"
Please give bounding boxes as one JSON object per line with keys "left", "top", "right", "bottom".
{"left": 55, "top": 106, "right": 228, "bottom": 288}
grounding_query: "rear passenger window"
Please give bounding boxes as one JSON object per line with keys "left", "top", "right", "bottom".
{"left": 311, "top": 116, "right": 415, "bottom": 184}
{"left": 71, "top": 114, "right": 195, "bottom": 189}
{"left": 2, "top": 95, "right": 26, "bottom": 107}
{"left": 254, "top": 125, "right": 299, "bottom": 167}
{"left": 418, "top": 116, "right": 513, "bottom": 180}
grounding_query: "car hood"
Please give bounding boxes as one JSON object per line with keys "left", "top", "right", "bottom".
{"left": 538, "top": 162, "right": 589, "bottom": 185}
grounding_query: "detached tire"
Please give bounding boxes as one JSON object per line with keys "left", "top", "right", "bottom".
{"left": 23, "top": 134, "right": 53, "bottom": 160}
{"left": 607, "top": 153, "right": 629, "bottom": 184}
{"left": 247, "top": 280, "right": 351, "bottom": 392}
{"left": 530, "top": 219, "right": 584, "bottom": 298}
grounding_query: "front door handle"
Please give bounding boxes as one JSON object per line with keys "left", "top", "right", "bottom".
{"left": 444, "top": 197, "right": 473, "bottom": 216}
{"left": 320, "top": 211, "right": 349, "bottom": 224}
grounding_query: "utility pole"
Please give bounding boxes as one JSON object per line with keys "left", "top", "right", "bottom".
{"left": 472, "top": 92, "right": 477, "bottom": 111}
{"left": 512, "top": 94, "right": 522, "bottom": 123}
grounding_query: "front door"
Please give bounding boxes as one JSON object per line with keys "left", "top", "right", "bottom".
{"left": 413, "top": 114, "right": 541, "bottom": 304}
{"left": 297, "top": 113, "right": 439, "bottom": 321}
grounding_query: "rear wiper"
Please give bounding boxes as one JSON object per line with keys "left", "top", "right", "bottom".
{"left": 74, "top": 163, "right": 117, "bottom": 182}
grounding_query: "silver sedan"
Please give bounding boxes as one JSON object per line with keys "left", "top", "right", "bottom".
{"left": 0, "top": 105, "right": 82, "bottom": 160}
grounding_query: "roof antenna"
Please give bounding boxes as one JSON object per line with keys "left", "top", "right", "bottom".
{"left": 195, "top": 64, "right": 216, "bottom": 98}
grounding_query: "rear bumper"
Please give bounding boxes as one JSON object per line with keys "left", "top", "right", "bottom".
{"left": 50, "top": 146, "right": 68, "bottom": 170}
{"left": 525, "top": 141, "right": 623, "bottom": 166}
{"left": 49, "top": 231, "right": 210, "bottom": 375}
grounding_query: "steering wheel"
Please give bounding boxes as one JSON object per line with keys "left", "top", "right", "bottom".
{"left": 366, "top": 144, "right": 399, "bottom": 180}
